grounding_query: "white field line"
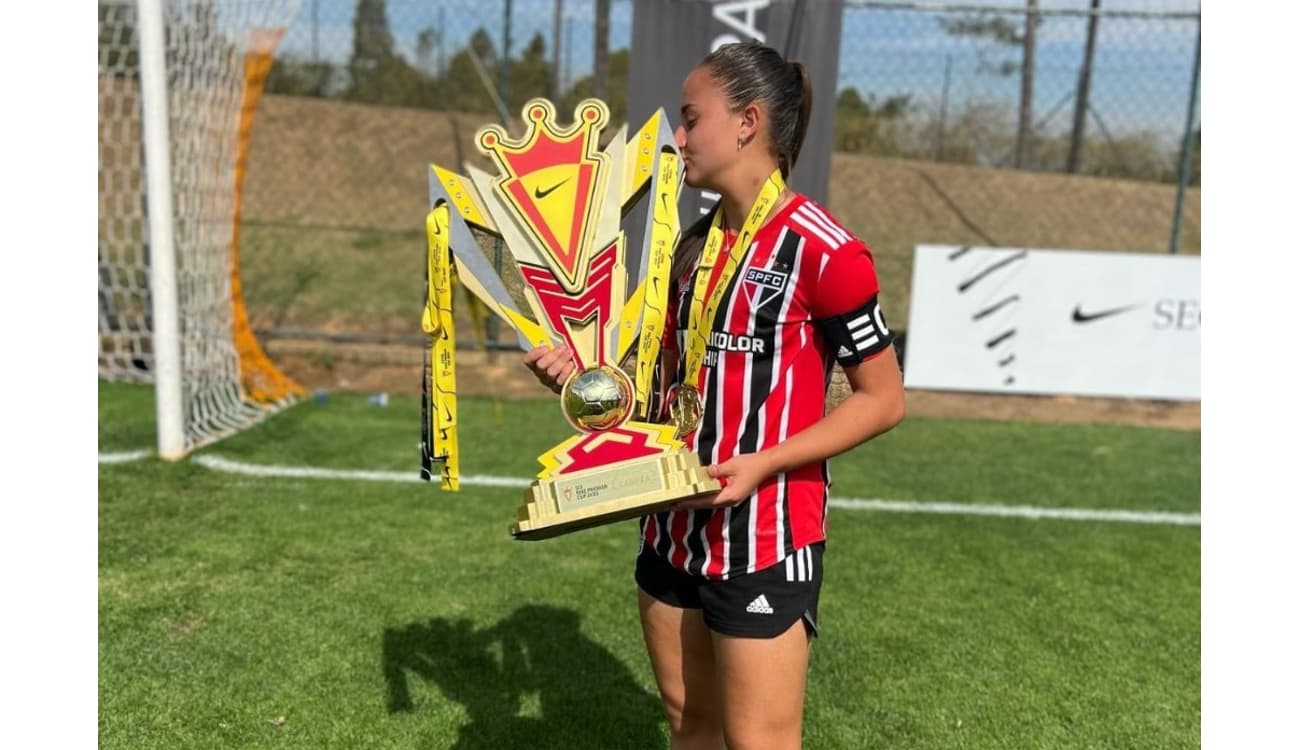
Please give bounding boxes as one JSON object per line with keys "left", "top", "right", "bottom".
{"left": 76, "top": 454, "right": 1199, "bottom": 527}
{"left": 192, "top": 454, "right": 529, "bottom": 488}
{"left": 832, "top": 498, "right": 1199, "bottom": 526}
{"left": 98, "top": 450, "right": 152, "bottom": 464}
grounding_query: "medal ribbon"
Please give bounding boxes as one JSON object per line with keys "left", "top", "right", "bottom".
{"left": 420, "top": 203, "right": 460, "bottom": 491}
{"left": 633, "top": 151, "right": 681, "bottom": 419}
{"left": 681, "top": 170, "right": 786, "bottom": 395}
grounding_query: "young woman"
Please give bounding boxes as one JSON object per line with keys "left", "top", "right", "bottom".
{"left": 524, "top": 40, "right": 905, "bottom": 750}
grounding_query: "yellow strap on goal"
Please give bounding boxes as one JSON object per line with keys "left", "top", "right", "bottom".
{"left": 421, "top": 204, "right": 459, "bottom": 491}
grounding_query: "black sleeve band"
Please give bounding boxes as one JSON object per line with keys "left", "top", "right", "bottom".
{"left": 816, "top": 294, "right": 894, "bottom": 366}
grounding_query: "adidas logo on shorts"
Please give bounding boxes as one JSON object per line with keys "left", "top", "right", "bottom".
{"left": 837, "top": 345, "right": 852, "bottom": 359}
{"left": 746, "top": 594, "right": 774, "bottom": 615}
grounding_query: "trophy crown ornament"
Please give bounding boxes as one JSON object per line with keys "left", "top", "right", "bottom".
{"left": 477, "top": 100, "right": 610, "bottom": 294}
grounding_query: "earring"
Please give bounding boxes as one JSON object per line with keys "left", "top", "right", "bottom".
{"left": 737, "top": 136, "right": 743, "bottom": 151}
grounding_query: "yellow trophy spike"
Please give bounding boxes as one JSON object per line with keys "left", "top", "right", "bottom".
{"left": 429, "top": 163, "right": 552, "bottom": 350}
{"left": 432, "top": 164, "right": 497, "bottom": 233}
{"left": 624, "top": 110, "right": 663, "bottom": 203}
{"left": 451, "top": 264, "right": 491, "bottom": 350}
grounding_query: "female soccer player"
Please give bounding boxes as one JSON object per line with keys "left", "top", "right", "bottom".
{"left": 524, "top": 40, "right": 905, "bottom": 750}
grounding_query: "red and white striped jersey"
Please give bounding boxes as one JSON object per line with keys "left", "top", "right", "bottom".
{"left": 640, "top": 194, "right": 893, "bottom": 580}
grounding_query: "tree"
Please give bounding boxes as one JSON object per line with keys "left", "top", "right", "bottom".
{"left": 345, "top": 0, "right": 435, "bottom": 107}
{"left": 265, "top": 55, "right": 339, "bottom": 98}
{"left": 939, "top": 3, "right": 1043, "bottom": 168}
{"left": 508, "top": 33, "right": 553, "bottom": 106}
{"left": 347, "top": 0, "right": 394, "bottom": 98}
{"left": 593, "top": 0, "right": 610, "bottom": 99}
{"left": 439, "top": 28, "right": 503, "bottom": 115}
{"left": 416, "top": 26, "right": 440, "bottom": 78}
{"left": 561, "top": 48, "right": 629, "bottom": 124}
{"left": 833, "top": 88, "right": 910, "bottom": 155}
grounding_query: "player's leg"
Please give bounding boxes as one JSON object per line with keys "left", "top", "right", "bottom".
{"left": 638, "top": 591, "right": 725, "bottom": 749}
{"left": 699, "top": 542, "right": 825, "bottom": 750}
{"left": 711, "top": 619, "right": 812, "bottom": 750}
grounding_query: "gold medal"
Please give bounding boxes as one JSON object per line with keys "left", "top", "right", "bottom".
{"left": 670, "top": 385, "right": 703, "bottom": 438}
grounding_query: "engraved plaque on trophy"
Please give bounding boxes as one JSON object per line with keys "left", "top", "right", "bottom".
{"left": 420, "top": 98, "right": 721, "bottom": 540}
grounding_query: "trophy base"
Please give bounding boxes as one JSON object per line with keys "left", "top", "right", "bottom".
{"left": 511, "top": 449, "right": 721, "bottom": 540}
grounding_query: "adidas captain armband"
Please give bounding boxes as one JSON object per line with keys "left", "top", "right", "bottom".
{"left": 817, "top": 294, "right": 894, "bottom": 366}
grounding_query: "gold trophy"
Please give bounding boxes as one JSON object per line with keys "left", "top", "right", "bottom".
{"left": 420, "top": 98, "right": 720, "bottom": 540}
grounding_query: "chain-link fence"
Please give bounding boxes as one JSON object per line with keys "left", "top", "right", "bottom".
{"left": 99, "top": 0, "right": 1201, "bottom": 382}
{"left": 839, "top": 1, "right": 1200, "bottom": 179}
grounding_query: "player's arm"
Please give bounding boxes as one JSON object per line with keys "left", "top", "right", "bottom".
{"left": 758, "top": 341, "right": 904, "bottom": 476}
{"left": 681, "top": 334, "right": 903, "bottom": 508}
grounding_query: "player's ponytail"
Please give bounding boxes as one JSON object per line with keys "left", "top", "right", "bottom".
{"left": 788, "top": 61, "right": 813, "bottom": 177}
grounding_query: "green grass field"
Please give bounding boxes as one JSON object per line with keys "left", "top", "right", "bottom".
{"left": 99, "top": 381, "right": 1200, "bottom": 748}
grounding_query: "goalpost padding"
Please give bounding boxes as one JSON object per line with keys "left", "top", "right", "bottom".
{"left": 99, "top": 0, "right": 304, "bottom": 456}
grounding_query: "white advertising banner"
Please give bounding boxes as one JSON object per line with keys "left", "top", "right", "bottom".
{"left": 904, "top": 244, "right": 1200, "bottom": 401}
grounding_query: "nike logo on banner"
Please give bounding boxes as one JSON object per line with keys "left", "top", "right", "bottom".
{"left": 1071, "top": 303, "right": 1140, "bottom": 323}
{"left": 533, "top": 178, "right": 569, "bottom": 200}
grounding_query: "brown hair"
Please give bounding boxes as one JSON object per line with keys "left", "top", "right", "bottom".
{"left": 702, "top": 40, "right": 813, "bottom": 180}
{"left": 670, "top": 41, "right": 813, "bottom": 283}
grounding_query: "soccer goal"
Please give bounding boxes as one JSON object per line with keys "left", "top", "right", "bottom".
{"left": 99, "top": 0, "right": 304, "bottom": 458}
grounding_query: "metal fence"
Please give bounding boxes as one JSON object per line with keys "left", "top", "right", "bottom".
{"left": 840, "top": 2, "right": 1200, "bottom": 179}
{"left": 244, "top": 0, "right": 1200, "bottom": 240}
{"left": 267, "top": 1, "right": 1201, "bottom": 179}
{"left": 99, "top": 0, "right": 1201, "bottom": 355}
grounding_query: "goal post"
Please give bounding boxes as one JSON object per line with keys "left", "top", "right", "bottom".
{"left": 99, "top": 0, "right": 305, "bottom": 458}
{"left": 135, "top": 0, "right": 184, "bottom": 457}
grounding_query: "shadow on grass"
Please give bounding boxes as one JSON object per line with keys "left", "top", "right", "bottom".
{"left": 383, "top": 605, "right": 664, "bottom": 749}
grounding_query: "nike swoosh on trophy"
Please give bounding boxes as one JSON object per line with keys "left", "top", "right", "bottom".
{"left": 1071, "top": 303, "right": 1141, "bottom": 323}
{"left": 534, "top": 178, "right": 570, "bottom": 199}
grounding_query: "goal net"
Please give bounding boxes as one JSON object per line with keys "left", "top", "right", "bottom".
{"left": 99, "top": 0, "right": 304, "bottom": 456}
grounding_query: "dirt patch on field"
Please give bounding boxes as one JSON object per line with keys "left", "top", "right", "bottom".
{"left": 267, "top": 339, "right": 1200, "bottom": 432}
{"left": 888, "top": 389, "right": 1198, "bottom": 430}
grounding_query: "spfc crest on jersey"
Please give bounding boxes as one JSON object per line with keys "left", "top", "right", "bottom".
{"left": 741, "top": 266, "right": 789, "bottom": 310}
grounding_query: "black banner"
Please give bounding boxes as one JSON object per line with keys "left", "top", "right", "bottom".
{"left": 628, "top": 0, "right": 845, "bottom": 220}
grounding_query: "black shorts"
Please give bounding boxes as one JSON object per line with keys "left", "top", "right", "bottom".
{"left": 635, "top": 542, "right": 824, "bottom": 639}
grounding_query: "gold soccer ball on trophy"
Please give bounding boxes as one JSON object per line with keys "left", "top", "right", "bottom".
{"left": 561, "top": 365, "right": 634, "bottom": 432}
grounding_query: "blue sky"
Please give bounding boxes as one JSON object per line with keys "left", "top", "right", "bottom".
{"left": 273, "top": 0, "right": 1199, "bottom": 141}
